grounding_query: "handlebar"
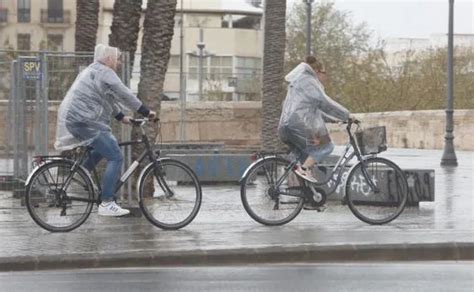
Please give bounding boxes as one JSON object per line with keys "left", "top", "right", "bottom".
{"left": 343, "top": 118, "right": 361, "bottom": 125}
{"left": 129, "top": 117, "right": 160, "bottom": 127}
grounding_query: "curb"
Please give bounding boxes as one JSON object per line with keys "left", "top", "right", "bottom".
{"left": 1, "top": 242, "right": 473, "bottom": 272}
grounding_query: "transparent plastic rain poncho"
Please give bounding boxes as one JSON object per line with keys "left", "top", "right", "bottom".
{"left": 278, "top": 62, "right": 350, "bottom": 150}
{"left": 54, "top": 45, "right": 144, "bottom": 151}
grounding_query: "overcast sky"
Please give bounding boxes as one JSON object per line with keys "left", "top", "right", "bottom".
{"left": 287, "top": 0, "right": 473, "bottom": 39}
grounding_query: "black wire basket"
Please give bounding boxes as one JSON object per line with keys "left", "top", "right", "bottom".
{"left": 355, "top": 126, "right": 388, "bottom": 155}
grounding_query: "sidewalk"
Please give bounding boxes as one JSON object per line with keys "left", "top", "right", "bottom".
{"left": 0, "top": 148, "right": 472, "bottom": 271}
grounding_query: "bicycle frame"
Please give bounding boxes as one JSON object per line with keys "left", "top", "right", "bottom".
{"left": 254, "top": 121, "right": 379, "bottom": 198}
{"left": 45, "top": 119, "right": 169, "bottom": 205}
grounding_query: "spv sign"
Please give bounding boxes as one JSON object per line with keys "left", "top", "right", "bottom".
{"left": 22, "top": 60, "right": 42, "bottom": 80}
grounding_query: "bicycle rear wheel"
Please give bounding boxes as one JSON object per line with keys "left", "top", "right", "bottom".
{"left": 240, "top": 157, "right": 304, "bottom": 226}
{"left": 25, "top": 160, "right": 94, "bottom": 232}
{"left": 345, "top": 157, "right": 408, "bottom": 225}
{"left": 139, "top": 158, "right": 202, "bottom": 230}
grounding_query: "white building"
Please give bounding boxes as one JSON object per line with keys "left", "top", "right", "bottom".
{"left": 0, "top": 0, "right": 76, "bottom": 51}
{"left": 0, "top": 0, "right": 263, "bottom": 101}
{"left": 384, "top": 33, "right": 474, "bottom": 67}
{"left": 99, "top": 0, "right": 264, "bottom": 101}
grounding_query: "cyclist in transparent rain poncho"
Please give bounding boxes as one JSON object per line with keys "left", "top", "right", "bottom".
{"left": 55, "top": 44, "right": 156, "bottom": 217}
{"left": 278, "top": 56, "right": 356, "bottom": 184}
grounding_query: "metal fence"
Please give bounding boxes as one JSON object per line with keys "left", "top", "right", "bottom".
{"left": 0, "top": 50, "right": 132, "bottom": 200}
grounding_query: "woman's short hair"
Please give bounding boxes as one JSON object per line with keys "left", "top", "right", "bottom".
{"left": 305, "top": 55, "right": 323, "bottom": 72}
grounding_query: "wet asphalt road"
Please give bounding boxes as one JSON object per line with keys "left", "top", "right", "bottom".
{"left": 0, "top": 262, "right": 473, "bottom": 292}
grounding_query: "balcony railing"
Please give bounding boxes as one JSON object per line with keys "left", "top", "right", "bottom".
{"left": 40, "top": 9, "right": 71, "bottom": 24}
{"left": 17, "top": 8, "right": 30, "bottom": 22}
{"left": 0, "top": 8, "right": 7, "bottom": 22}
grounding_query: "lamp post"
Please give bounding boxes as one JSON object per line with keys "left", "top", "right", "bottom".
{"left": 188, "top": 28, "right": 213, "bottom": 101}
{"left": 197, "top": 40, "right": 205, "bottom": 101}
{"left": 441, "top": 0, "right": 457, "bottom": 166}
{"left": 304, "top": 0, "right": 314, "bottom": 56}
{"left": 179, "top": 0, "right": 186, "bottom": 142}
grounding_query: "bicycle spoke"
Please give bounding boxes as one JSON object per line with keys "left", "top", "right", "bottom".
{"left": 241, "top": 157, "right": 304, "bottom": 226}
{"left": 346, "top": 157, "right": 408, "bottom": 224}
{"left": 139, "top": 160, "right": 202, "bottom": 230}
{"left": 26, "top": 161, "right": 94, "bottom": 232}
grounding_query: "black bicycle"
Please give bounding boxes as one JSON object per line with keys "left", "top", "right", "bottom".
{"left": 240, "top": 120, "right": 408, "bottom": 226}
{"left": 25, "top": 118, "right": 202, "bottom": 232}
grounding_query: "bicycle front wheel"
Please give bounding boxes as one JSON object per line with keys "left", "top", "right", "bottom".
{"left": 346, "top": 157, "right": 408, "bottom": 225}
{"left": 139, "top": 159, "right": 202, "bottom": 230}
{"left": 25, "top": 160, "right": 94, "bottom": 232}
{"left": 241, "top": 157, "right": 304, "bottom": 226}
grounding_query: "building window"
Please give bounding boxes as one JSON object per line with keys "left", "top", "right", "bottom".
{"left": 168, "top": 55, "right": 180, "bottom": 68}
{"left": 221, "top": 14, "right": 232, "bottom": 28}
{"left": 235, "top": 57, "right": 262, "bottom": 97}
{"left": 17, "top": 0, "right": 31, "bottom": 23}
{"left": 209, "top": 56, "right": 232, "bottom": 79}
{"left": 47, "top": 34, "right": 63, "bottom": 51}
{"left": 188, "top": 55, "right": 208, "bottom": 80}
{"left": 221, "top": 14, "right": 261, "bottom": 30}
{"left": 235, "top": 57, "right": 262, "bottom": 76}
{"left": 188, "top": 56, "right": 234, "bottom": 80}
{"left": 0, "top": 8, "right": 7, "bottom": 22}
{"left": 47, "top": 0, "right": 64, "bottom": 23}
{"left": 17, "top": 34, "right": 30, "bottom": 51}
{"left": 174, "top": 14, "right": 182, "bottom": 28}
{"left": 233, "top": 15, "right": 261, "bottom": 30}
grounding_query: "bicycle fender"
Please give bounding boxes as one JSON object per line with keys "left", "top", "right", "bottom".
{"left": 25, "top": 160, "right": 96, "bottom": 193}
{"left": 25, "top": 157, "right": 72, "bottom": 186}
{"left": 136, "top": 157, "right": 173, "bottom": 195}
{"left": 25, "top": 165, "right": 42, "bottom": 187}
{"left": 238, "top": 155, "right": 277, "bottom": 184}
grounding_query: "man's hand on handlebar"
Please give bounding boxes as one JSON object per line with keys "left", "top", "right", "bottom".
{"left": 121, "top": 116, "right": 132, "bottom": 125}
{"left": 148, "top": 110, "right": 157, "bottom": 119}
{"left": 348, "top": 114, "right": 361, "bottom": 125}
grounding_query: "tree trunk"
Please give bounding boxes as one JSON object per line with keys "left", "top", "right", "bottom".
{"left": 138, "top": 0, "right": 177, "bottom": 118}
{"left": 133, "top": 0, "right": 177, "bottom": 196}
{"left": 108, "top": 0, "right": 143, "bottom": 75}
{"left": 75, "top": 0, "right": 99, "bottom": 52}
{"left": 261, "top": 0, "right": 287, "bottom": 151}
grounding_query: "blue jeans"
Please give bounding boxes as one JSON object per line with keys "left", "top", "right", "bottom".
{"left": 82, "top": 131, "right": 123, "bottom": 201}
{"left": 305, "top": 142, "right": 335, "bottom": 163}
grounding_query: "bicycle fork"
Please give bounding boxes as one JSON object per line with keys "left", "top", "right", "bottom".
{"left": 359, "top": 160, "right": 380, "bottom": 193}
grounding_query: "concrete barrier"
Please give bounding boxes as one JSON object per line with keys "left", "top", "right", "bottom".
{"left": 312, "top": 166, "right": 434, "bottom": 205}
{"left": 164, "top": 153, "right": 434, "bottom": 205}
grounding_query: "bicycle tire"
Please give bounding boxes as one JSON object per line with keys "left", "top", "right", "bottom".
{"left": 139, "top": 158, "right": 202, "bottom": 230}
{"left": 25, "top": 160, "right": 95, "bottom": 232}
{"left": 240, "top": 157, "right": 305, "bottom": 226}
{"left": 345, "top": 157, "right": 408, "bottom": 225}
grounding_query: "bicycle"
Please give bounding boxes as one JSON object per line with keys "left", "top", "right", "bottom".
{"left": 25, "top": 118, "right": 202, "bottom": 232}
{"left": 239, "top": 120, "right": 408, "bottom": 226}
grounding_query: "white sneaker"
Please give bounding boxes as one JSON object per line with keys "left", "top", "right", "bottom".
{"left": 98, "top": 201, "right": 130, "bottom": 217}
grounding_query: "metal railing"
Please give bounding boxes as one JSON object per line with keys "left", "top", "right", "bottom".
{"left": 40, "top": 9, "right": 71, "bottom": 25}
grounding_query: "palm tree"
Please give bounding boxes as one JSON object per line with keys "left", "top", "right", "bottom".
{"left": 108, "top": 0, "right": 143, "bottom": 74}
{"left": 138, "top": 0, "right": 177, "bottom": 119}
{"left": 75, "top": 0, "right": 99, "bottom": 52}
{"left": 135, "top": 0, "right": 177, "bottom": 196}
{"left": 261, "top": 0, "right": 287, "bottom": 151}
